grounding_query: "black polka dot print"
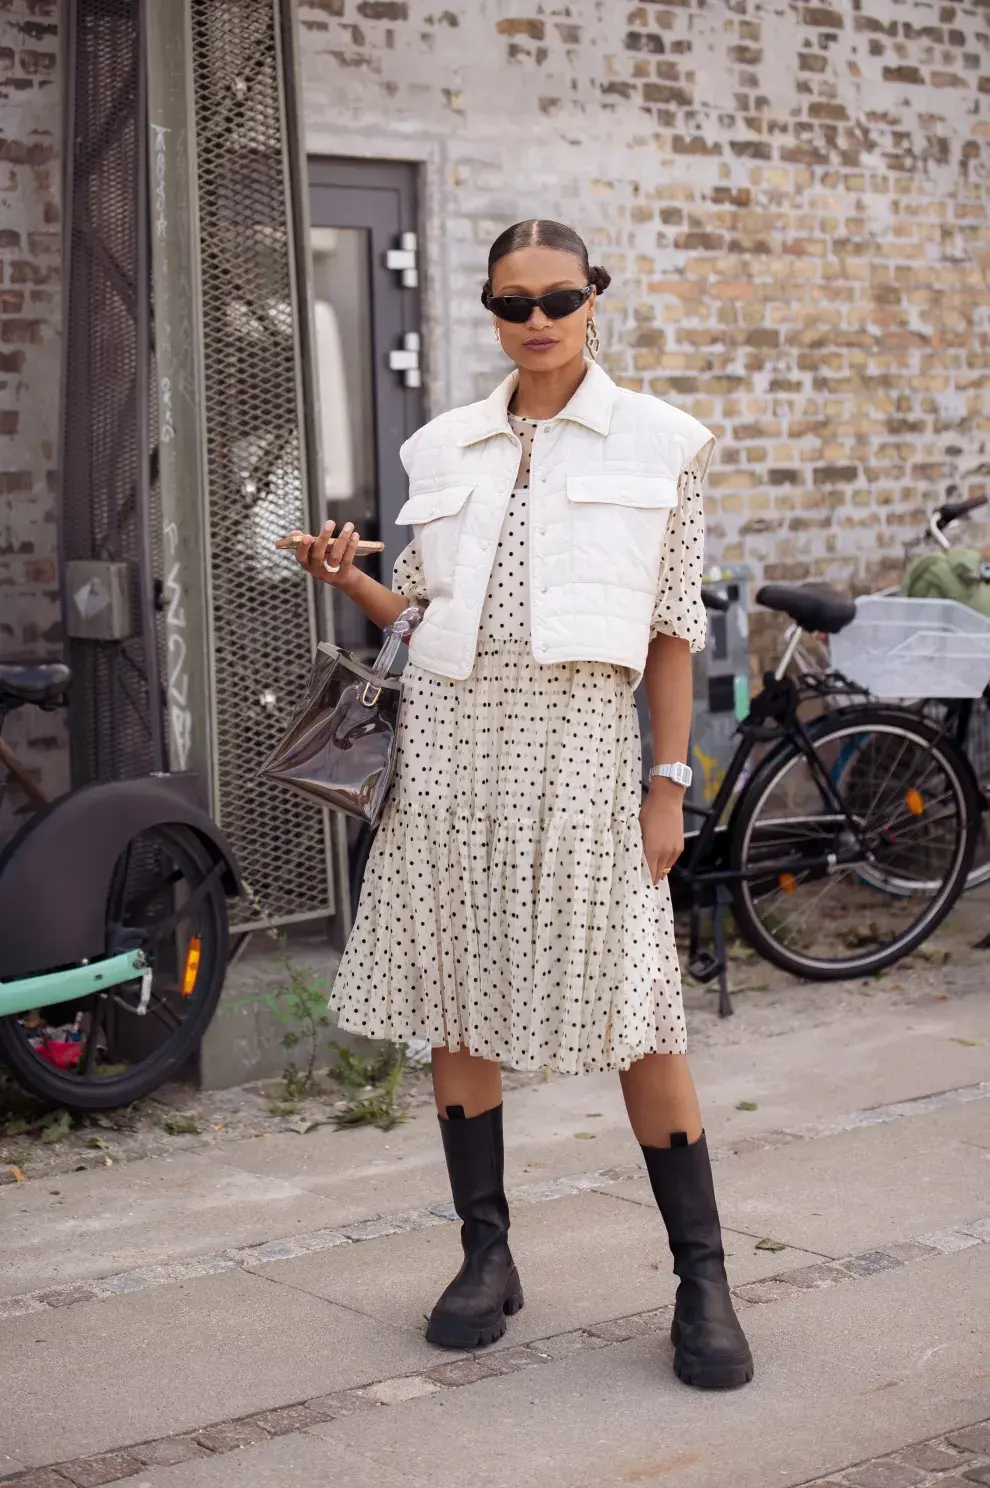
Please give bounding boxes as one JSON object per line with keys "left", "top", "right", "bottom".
{"left": 331, "top": 435, "right": 711, "bottom": 1075}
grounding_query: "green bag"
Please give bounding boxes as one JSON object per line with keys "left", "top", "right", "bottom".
{"left": 901, "top": 547, "right": 990, "bottom": 619}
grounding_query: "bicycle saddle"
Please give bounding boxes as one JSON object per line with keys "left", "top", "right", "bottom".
{"left": 0, "top": 661, "right": 71, "bottom": 705}
{"left": 755, "top": 584, "right": 857, "bottom": 634}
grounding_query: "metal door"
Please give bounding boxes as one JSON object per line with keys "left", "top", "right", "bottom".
{"left": 307, "top": 160, "right": 424, "bottom": 659}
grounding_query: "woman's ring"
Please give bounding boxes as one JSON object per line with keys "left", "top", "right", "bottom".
{"left": 324, "top": 561, "right": 341, "bottom": 575}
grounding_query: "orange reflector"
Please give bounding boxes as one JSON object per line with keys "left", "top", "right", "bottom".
{"left": 905, "top": 788, "right": 924, "bottom": 816}
{"left": 778, "top": 872, "right": 797, "bottom": 895}
{"left": 181, "top": 937, "right": 201, "bottom": 996}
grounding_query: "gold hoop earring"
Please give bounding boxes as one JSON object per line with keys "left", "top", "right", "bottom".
{"left": 493, "top": 318, "right": 501, "bottom": 345}
{"left": 586, "top": 316, "right": 600, "bottom": 361}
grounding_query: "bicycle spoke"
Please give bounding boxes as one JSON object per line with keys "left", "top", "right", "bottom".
{"left": 146, "top": 997, "right": 182, "bottom": 1033}
{"left": 125, "top": 867, "right": 184, "bottom": 924}
{"left": 736, "top": 717, "right": 970, "bottom": 975}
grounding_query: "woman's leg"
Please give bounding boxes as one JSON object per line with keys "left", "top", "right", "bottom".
{"left": 618, "top": 1052, "right": 701, "bottom": 1147}
{"left": 432, "top": 1046, "right": 503, "bottom": 1118}
{"left": 620, "top": 1052, "right": 753, "bottom": 1390}
{"left": 426, "top": 1047, "right": 522, "bottom": 1350}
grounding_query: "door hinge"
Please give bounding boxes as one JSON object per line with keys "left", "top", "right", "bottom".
{"left": 385, "top": 232, "right": 418, "bottom": 288}
{"left": 389, "top": 331, "right": 421, "bottom": 389}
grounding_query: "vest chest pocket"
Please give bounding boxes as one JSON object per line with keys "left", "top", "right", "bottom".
{"left": 396, "top": 483, "right": 476, "bottom": 593}
{"left": 564, "top": 473, "right": 679, "bottom": 591}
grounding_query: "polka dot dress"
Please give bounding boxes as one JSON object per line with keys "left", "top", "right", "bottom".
{"left": 330, "top": 414, "right": 709, "bottom": 1075}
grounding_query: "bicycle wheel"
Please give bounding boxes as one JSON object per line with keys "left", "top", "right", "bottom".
{"left": 922, "top": 692, "right": 990, "bottom": 890}
{"left": 0, "top": 825, "right": 228, "bottom": 1110}
{"left": 729, "top": 707, "right": 978, "bottom": 980}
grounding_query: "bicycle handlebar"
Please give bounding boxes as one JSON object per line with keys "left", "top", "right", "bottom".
{"left": 935, "top": 492, "right": 988, "bottom": 530}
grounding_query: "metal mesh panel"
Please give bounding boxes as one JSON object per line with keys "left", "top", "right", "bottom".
{"left": 60, "top": 0, "right": 163, "bottom": 783}
{"left": 189, "top": 0, "right": 330, "bottom": 925}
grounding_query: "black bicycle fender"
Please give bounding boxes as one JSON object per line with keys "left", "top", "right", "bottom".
{"left": 0, "top": 773, "right": 242, "bottom": 980}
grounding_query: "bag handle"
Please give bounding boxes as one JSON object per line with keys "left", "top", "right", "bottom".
{"left": 361, "top": 605, "right": 425, "bottom": 707}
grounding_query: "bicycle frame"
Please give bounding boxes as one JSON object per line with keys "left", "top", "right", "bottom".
{"left": 0, "top": 948, "right": 149, "bottom": 1020}
{"left": 672, "top": 671, "right": 869, "bottom": 909}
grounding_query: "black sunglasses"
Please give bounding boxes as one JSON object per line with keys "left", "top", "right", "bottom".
{"left": 489, "top": 285, "right": 594, "bottom": 324}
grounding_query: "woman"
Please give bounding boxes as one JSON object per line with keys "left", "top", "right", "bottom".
{"left": 292, "top": 220, "right": 753, "bottom": 1390}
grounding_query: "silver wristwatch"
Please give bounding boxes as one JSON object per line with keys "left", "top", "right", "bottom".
{"left": 649, "top": 761, "right": 692, "bottom": 789}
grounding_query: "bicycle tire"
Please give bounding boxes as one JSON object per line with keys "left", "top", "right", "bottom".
{"left": 0, "top": 825, "right": 229, "bottom": 1110}
{"left": 728, "top": 707, "right": 979, "bottom": 981}
{"left": 923, "top": 692, "right": 990, "bottom": 891}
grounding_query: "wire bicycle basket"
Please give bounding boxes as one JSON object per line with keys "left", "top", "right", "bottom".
{"left": 830, "top": 596, "right": 990, "bottom": 701}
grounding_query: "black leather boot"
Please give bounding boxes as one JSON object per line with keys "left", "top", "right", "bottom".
{"left": 426, "top": 1104, "right": 524, "bottom": 1350}
{"left": 641, "top": 1133, "right": 754, "bottom": 1389}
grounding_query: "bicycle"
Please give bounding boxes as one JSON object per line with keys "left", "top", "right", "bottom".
{"left": 0, "top": 662, "right": 242, "bottom": 1110}
{"left": 673, "top": 582, "right": 982, "bottom": 1015}
{"left": 902, "top": 485, "right": 990, "bottom": 889}
{"left": 783, "top": 485, "right": 990, "bottom": 892}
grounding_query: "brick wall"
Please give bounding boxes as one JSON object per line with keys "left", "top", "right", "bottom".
{"left": 299, "top": 0, "right": 990, "bottom": 668}
{"left": 0, "top": 0, "right": 65, "bottom": 833}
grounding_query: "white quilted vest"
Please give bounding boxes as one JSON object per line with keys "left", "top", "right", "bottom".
{"left": 396, "top": 362, "right": 714, "bottom": 687}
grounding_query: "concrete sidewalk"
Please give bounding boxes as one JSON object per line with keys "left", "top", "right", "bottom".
{"left": 2, "top": 983, "right": 989, "bottom": 1487}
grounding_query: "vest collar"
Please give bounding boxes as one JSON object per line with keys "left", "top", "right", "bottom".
{"left": 456, "top": 360, "right": 617, "bottom": 448}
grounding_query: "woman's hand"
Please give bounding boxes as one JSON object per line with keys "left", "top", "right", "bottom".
{"left": 639, "top": 781, "right": 685, "bottom": 882}
{"left": 290, "top": 520, "right": 362, "bottom": 592}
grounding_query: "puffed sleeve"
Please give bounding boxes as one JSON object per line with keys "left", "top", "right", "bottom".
{"left": 392, "top": 535, "right": 428, "bottom": 603}
{"left": 649, "top": 455, "right": 708, "bottom": 653}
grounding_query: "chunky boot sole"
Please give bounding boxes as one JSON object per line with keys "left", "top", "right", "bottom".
{"left": 426, "top": 1280, "right": 524, "bottom": 1351}
{"left": 670, "top": 1314, "right": 754, "bottom": 1390}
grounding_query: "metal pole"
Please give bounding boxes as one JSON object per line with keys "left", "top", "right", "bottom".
{"left": 135, "top": 0, "right": 165, "bottom": 771}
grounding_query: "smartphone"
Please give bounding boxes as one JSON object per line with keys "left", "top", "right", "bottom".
{"left": 274, "top": 534, "right": 384, "bottom": 556}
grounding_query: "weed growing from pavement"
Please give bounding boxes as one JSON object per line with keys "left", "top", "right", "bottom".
{"left": 332, "top": 1042, "right": 409, "bottom": 1131}
{"left": 243, "top": 878, "right": 408, "bottom": 1129}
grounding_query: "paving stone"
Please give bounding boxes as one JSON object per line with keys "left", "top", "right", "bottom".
{"left": 130, "top": 1438, "right": 211, "bottom": 1467}
{"left": 880, "top": 1241, "right": 939, "bottom": 1265}
{"left": 585, "top": 1314, "right": 655, "bottom": 1343}
{"left": 949, "top": 1427, "right": 990, "bottom": 1455}
{"left": 58, "top": 1454, "right": 144, "bottom": 1487}
{"left": 485, "top": 1345, "right": 547, "bottom": 1374}
{"left": 837, "top": 1250, "right": 905, "bottom": 1278}
{"left": 360, "top": 1374, "right": 440, "bottom": 1406}
{"left": 528, "top": 1329, "right": 606, "bottom": 1359}
{"left": 840, "top": 1461, "right": 925, "bottom": 1488}
{"left": 779, "top": 1262, "right": 849, "bottom": 1291}
{"left": 303, "top": 1390, "right": 381, "bottom": 1422}
{"left": 897, "top": 1443, "right": 970, "bottom": 1472}
{"left": 916, "top": 1228, "right": 981, "bottom": 1255}
{"left": 244, "top": 1405, "right": 320, "bottom": 1436}
{"left": 193, "top": 1419, "right": 271, "bottom": 1453}
{"left": 959, "top": 1217, "right": 990, "bottom": 1241}
{"left": 0, "top": 1295, "right": 46, "bottom": 1320}
{"left": 733, "top": 1278, "right": 802, "bottom": 1304}
{"left": 840, "top": 1461, "right": 925, "bottom": 1487}
{"left": 339, "top": 1217, "right": 407, "bottom": 1242}
{"left": 5, "top": 1471, "right": 73, "bottom": 1488}
{"left": 99, "top": 1273, "right": 152, "bottom": 1295}
{"left": 424, "top": 1356, "right": 500, "bottom": 1387}
{"left": 634, "top": 1306, "right": 676, "bottom": 1330}
{"left": 962, "top": 1468, "right": 990, "bottom": 1486}
{"left": 34, "top": 1285, "right": 103, "bottom": 1309}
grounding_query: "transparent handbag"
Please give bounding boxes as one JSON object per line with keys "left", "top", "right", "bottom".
{"left": 258, "top": 606, "right": 423, "bottom": 826}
